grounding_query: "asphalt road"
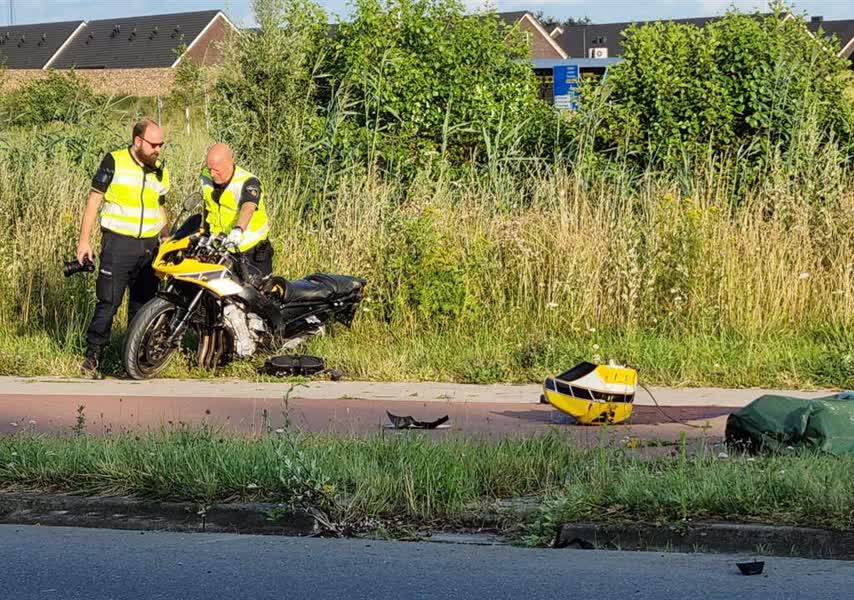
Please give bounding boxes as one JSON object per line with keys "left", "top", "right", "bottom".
{"left": 1, "top": 526, "right": 852, "bottom": 600}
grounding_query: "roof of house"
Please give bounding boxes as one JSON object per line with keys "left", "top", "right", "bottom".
{"left": 497, "top": 11, "right": 530, "bottom": 26}
{"left": 556, "top": 16, "right": 719, "bottom": 58}
{"left": 557, "top": 14, "right": 854, "bottom": 59}
{"left": 807, "top": 18, "right": 854, "bottom": 56}
{"left": 49, "top": 10, "right": 223, "bottom": 69}
{"left": 0, "top": 20, "right": 85, "bottom": 69}
{"left": 531, "top": 57, "right": 622, "bottom": 70}
{"left": 496, "top": 11, "right": 568, "bottom": 58}
{"left": 321, "top": 11, "right": 528, "bottom": 36}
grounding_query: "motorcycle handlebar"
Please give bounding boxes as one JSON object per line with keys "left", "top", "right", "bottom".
{"left": 193, "top": 233, "right": 239, "bottom": 263}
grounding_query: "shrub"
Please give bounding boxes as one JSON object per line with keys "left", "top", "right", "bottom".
{"left": 327, "top": 0, "right": 542, "bottom": 174}
{"left": 209, "top": 0, "right": 328, "bottom": 175}
{"left": 588, "top": 8, "right": 854, "bottom": 168}
{"left": 11, "top": 71, "right": 95, "bottom": 127}
{"left": 168, "top": 46, "right": 206, "bottom": 109}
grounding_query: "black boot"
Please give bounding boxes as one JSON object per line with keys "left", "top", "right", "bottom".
{"left": 80, "top": 350, "right": 104, "bottom": 380}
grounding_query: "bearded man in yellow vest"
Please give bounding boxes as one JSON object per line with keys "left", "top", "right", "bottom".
{"left": 76, "top": 118, "right": 170, "bottom": 378}
{"left": 201, "top": 143, "right": 273, "bottom": 281}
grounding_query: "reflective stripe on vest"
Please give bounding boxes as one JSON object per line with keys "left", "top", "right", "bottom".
{"left": 201, "top": 166, "right": 269, "bottom": 252}
{"left": 101, "top": 148, "right": 170, "bottom": 239}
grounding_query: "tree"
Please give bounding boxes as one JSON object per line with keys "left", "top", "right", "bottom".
{"left": 327, "top": 0, "right": 541, "bottom": 173}
{"left": 12, "top": 70, "right": 94, "bottom": 126}
{"left": 534, "top": 12, "right": 591, "bottom": 31}
{"left": 586, "top": 8, "right": 854, "bottom": 167}
{"left": 168, "top": 45, "right": 206, "bottom": 109}
{"left": 209, "top": 0, "right": 328, "bottom": 175}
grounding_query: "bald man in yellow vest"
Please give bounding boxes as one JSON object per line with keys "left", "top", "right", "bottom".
{"left": 200, "top": 144, "right": 273, "bottom": 281}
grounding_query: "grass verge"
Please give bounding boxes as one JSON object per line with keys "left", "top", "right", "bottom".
{"left": 1, "top": 113, "right": 852, "bottom": 389}
{"left": 1, "top": 325, "right": 851, "bottom": 389}
{"left": 2, "top": 427, "right": 852, "bottom": 542}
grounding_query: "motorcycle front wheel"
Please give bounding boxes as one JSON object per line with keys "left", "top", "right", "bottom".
{"left": 122, "top": 297, "right": 184, "bottom": 380}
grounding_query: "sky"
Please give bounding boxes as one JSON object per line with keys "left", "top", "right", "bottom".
{"left": 4, "top": 0, "right": 853, "bottom": 27}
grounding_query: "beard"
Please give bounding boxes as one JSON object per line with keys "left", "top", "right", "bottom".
{"left": 137, "top": 146, "right": 160, "bottom": 168}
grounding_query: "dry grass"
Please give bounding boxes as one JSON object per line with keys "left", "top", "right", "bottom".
{"left": 0, "top": 110, "right": 850, "bottom": 386}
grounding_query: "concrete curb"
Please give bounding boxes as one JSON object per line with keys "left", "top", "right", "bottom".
{"left": 0, "top": 376, "right": 836, "bottom": 407}
{"left": 558, "top": 522, "right": 854, "bottom": 560}
{"left": 5, "top": 492, "right": 853, "bottom": 561}
{"left": 0, "top": 492, "right": 318, "bottom": 536}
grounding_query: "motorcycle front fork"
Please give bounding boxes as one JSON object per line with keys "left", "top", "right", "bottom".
{"left": 164, "top": 254, "right": 230, "bottom": 347}
{"left": 166, "top": 288, "right": 205, "bottom": 347}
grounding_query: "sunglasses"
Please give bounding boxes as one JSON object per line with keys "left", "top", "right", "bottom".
{"left": 139, "top": 136, "right": 165, "bottom": 149}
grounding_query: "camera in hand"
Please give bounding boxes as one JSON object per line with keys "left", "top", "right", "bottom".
{"left": 64, "top": 257, "right": 95, "bottom": 278}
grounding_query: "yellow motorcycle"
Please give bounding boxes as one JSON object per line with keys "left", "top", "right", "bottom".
{"left": 122, "top": 199, "right": 366, "bottom": 380}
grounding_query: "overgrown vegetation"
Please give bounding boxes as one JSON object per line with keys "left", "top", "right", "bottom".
{"left": 2, "top": 427, "right": 854, "bottom": 538}
{"left": 0, "top": 1, "right": 851, "bottom": 387}
{"left": 327, "top": 0, "right": 540, "bottom": 172}
{"left": 589, "top": 7, "right": 854, "bottom": 169}
{"left": 4, "top": 70, "right": 96, "bottom": 127}
{"left": 210, "top": 0, "right": 328, "bottom": 175}
{"left": 168, "top": 45, "right": 207, "bottom": 110}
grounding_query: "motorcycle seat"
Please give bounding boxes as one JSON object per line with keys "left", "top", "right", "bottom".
{"left": 281, "top": 273, "right": 366, "bottom": 303}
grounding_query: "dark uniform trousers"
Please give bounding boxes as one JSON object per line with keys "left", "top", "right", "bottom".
{"left": 85, "top": 230, "right": 159, "bottom": 354}
{"left": 244, "top": 239, "right": 275, "bottom": 280}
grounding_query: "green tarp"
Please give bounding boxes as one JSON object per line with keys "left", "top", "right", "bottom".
{"left": 726, "top": 392, "right": 854, "bottom": 455}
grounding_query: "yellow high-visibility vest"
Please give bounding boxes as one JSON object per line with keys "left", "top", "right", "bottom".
{"left": 100, "top": 148, "right": 169, "bottom": 239}
{"left": 201, "top": 166, "right": 269, "bottom": 252}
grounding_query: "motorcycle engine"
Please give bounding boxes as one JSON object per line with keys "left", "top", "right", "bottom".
{"left": 247, "top": 313, "right": 266, "bottom": 335}
{"left": 223, "top": 304, "right": 261, "bottom": 358}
